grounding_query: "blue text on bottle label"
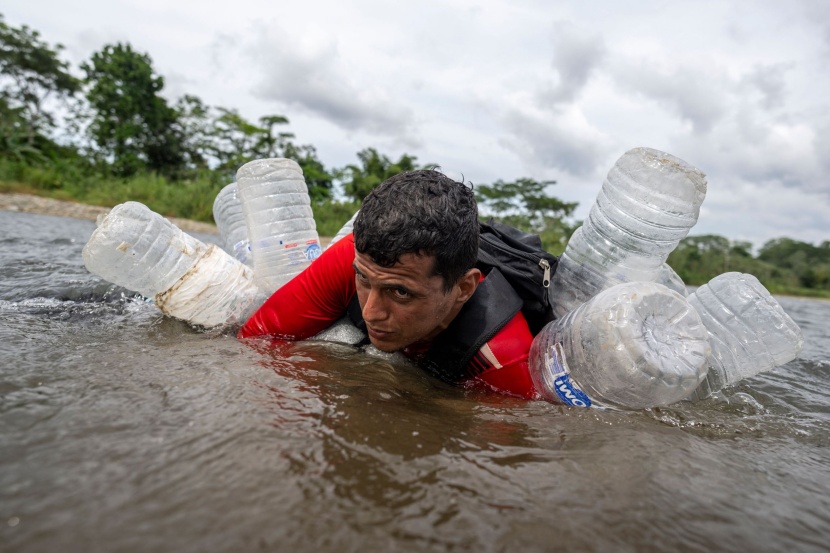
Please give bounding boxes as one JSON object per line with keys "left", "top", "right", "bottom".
{"left": 305, "top": 243, "right": 322, "bottom": 261}
{"left": 546, "top": 343, "right": 592, "bottom": 407}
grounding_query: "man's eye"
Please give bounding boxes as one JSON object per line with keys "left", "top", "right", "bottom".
{"left": 392, "top": 287, "right": 411, "bottom": 299}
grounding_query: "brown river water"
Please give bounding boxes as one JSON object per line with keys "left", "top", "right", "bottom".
{"left": 1, "top": 210, "right": 829, "bottom": 553}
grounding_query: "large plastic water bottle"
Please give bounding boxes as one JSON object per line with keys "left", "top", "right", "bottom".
{"left": 549, "top": 147, "right": 707, "bottom": 317}
{"left": 213, "top": 182, "right": 251, "bottom": 265}
{"left": 82, "top": 202, "right": 268, "bottom": 328}
{"left": 236, "top": 158, "right": 322, "bottom": 295}
{"left": 83, "top": 202, "right": 206, "bottom": 298}
{"left": 311, "top": 316, "right": 367, "bottom": 345}
{"left": 328, "top": 210, "right": 359, "bottom": 249}
{"left": 529, "top": 281, "right": 710, "bottom": 409}
{"left": 686, "top": 272, "right": 803, "bottom": 400}
{"left": 656, "top": 263, "right": 687, "bottom": 296}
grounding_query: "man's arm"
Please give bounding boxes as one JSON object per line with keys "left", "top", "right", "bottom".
{"left": 238, "top": 235, "right": 357, "bottom": 339}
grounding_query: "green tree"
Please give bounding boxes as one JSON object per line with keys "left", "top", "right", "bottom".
{"left": 338, "top": 148, "right": 418, "bottom": 202}
{"left": 256, "top": 114, "right": 293, "bottom": 158}
{"left": 758, "top": 237, "right": 830, "bottom": 289}
{"left": 668, "top": 234, "right": 730, "bottom": 284}
{"left": 174, "top": 98, "right": 333, "bottom": 199}
{"left": 173, "top": 94, "right": 212, "bottom": 170}
{"left": 665, "top": 234, "right": 808, "bottom": 289}
{"left": 0, "top": 14, "right": 80, "bottom": 154}
{"left": 81, "top": 43, "right": 185, "bottom": 177}
{"left": 475, "top": 177, "right": 578, "bottom": 254}
{"left": 203, "top": 107, "right": 294, "bottom": 174}
{"left": 283, "top": 142, "right": 334, "bottom": 202}
{"left": 0, "top": 95, "right": 39, "bottom": 161}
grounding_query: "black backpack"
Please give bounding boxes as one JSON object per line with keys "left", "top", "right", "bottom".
{"left": 476, "top": 219, "right": 559, "bottom": 335}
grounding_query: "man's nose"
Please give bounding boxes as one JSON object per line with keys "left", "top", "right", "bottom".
{"left": 362, "top": 288, "right": 387, "bottom": 323}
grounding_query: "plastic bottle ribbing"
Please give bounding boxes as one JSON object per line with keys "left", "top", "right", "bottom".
{"left": 549, "top": 147, "right": 707, "bottom": 317}
{"left": 213, "top": 182, "right": 251, "bottom": 265}
{"left": 235, "top": 158, "right": 322, "bottom": 295}
{"left": 686, "top": 272, "right": 803, "bottom": 400}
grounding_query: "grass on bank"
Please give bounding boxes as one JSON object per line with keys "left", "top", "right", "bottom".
{"left": 763, "top": 284, "right": 830, "bottom": 300}
{"left": 0, "top": 159, "right": 360, "bottom": 237}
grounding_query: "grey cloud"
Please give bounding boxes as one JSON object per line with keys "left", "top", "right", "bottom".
{"left": 499, "top": 22, "right": 607, "bottom": 179}
{"left": 538, "top": 22, "right": 606, "bottom": 106}
{"left": 811, "top": 121, "right": 830, "bottom": 185}
{"left": 500, "top": 109, "right": 605, "bottom": 176}
{"left": 209, "top": 33, "right": 237, "bottom": 73}
{"left": 800, "top": 0, "right": 830, "bottom": 57}
{"left": 163, "top": 71, "right": 197, "bottom": 102}
{"left": 254, "top": 64, "right": 409, "bottom": 134}
{"left": 227, "top": 25, "right": 416, "bottom": 140}
{"left": 672, "top": 113, "right": 822, "bottom": 198}
{"left": 612, "top": 64, "right": 728, "bottom": 134}
{"left": 742, "top": 64, "right": 791, "bottom": 110}
{"left": 610, "top": 52, "right": 824, "bottom": 194}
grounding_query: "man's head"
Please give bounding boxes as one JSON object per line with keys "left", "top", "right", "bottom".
{"left": 352, "top": 170, "right": 481, "bottom": 351}
{"left": 354, "top": 170, "right": 479, "bottom": 290}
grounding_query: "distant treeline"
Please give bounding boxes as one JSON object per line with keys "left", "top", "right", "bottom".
{"left": 667, "top": 235, "right": 830, "bottom": 297}
{"left": 1, "top": 15, "right": 827, "bottom": 297}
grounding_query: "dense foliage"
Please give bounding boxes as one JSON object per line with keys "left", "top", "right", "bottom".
{"left": 475, "top": 177, "right": 578, "bottom": 255}
{"left": 0, "top": 15, "right": 827, "bottom": 296}
{"left": 0, "top": 15, "right": 80, "bottom": 161}
{"left": 666, "top": 235, "right": 830, "bottom": 297}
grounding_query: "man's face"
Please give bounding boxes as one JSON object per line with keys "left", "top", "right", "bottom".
{"left": 353, "top": 250, "right": 477, "bottom": 352}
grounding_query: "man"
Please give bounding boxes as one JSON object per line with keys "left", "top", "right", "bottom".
{"left": 238, "top": 170, "right": 539, "bottom": 399}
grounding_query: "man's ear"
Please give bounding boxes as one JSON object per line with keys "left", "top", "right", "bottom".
{"left": 455, "top": 268, "right": 481, "bottom": 303}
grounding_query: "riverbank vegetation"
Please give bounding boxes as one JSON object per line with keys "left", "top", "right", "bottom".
{"left": 2, "top": 14, "right": 828, "bottom": 297}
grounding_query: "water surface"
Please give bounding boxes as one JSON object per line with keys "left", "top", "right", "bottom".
{"left": 1, "top": 210, "right": 829, "bottom": 552}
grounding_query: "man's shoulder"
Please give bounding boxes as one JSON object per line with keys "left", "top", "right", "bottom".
{"left": 313, "top": 233, "right": 357, "bottom": 281}
{"left": 485, "top": 310, "right": 534, "bottom": 355}
{"left": 322, "top": 233, "right": 356, "bottom": 261}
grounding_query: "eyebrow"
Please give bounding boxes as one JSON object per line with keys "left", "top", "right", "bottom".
{"left": 352, "top": 262, "right": 422, "bottom": 297}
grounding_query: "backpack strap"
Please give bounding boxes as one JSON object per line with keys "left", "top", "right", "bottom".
{"left": 347, "top": 268, "right": 523, "bottom": 383}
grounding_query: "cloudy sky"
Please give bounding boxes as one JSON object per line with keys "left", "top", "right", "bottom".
{"left": 5, "top": 0, "right": 830, "bottom": 249}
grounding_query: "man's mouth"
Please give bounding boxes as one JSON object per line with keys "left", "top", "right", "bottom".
{"left": 366, "top": 326, "right": 392, "bottom": 340}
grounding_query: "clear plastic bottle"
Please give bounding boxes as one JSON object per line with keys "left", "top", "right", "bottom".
{"left": 236, "top": 158, "right": 322, "bottom": 295}
{"left": 657, "top": 263, "right": 687, "bottom": 297}
{"left": 83, "top": 202, "right": 268, "bottom": 328}
{"left": 549, "top": 147, "right": 707, "bottom": 317}
{"left": 83, "top": 202, "right": 207, "bottom": 298}
{"left": 311, "top": 316, "right": 367, "bottom": 345}
{"left": 686, "top": 272, "right": 803, "bottom": 400}
{"left": 213, "top": 182, "right": 251, "bottom": 265}
{"left": 328, "top": 210, "right": 359, "bottom": 249}
{"left": 529, "top": 281, "right": 710, "bottom": 409}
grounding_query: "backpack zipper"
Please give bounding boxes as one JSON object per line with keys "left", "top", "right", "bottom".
{"left": 540, "top": 258, "right": 551, "bottom": 288}
{"left": 481, "top": 233, "right": 551, "bottom": 289}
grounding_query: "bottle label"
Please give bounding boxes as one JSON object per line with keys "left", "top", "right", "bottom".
{"left": 545, "top": 343, "right": 592, "bottom": 407}
{"left": 305, "top": 243, "right": 322, "bottom": 261}
{"left": 233, "top": 240, "right": 250, "bottom": 260}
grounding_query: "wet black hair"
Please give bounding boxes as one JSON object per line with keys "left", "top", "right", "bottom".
{"left": 353, "top": 169, "right": 479, "bottom": 293}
